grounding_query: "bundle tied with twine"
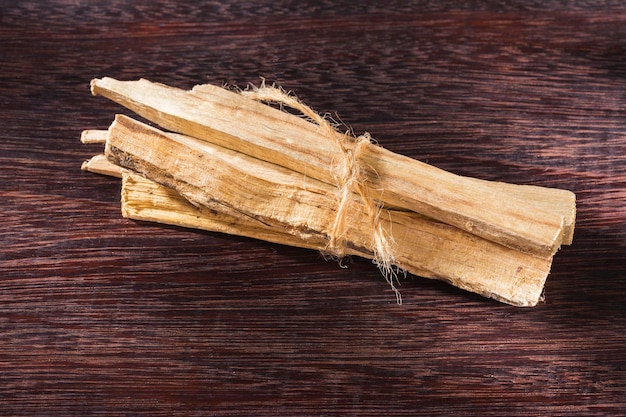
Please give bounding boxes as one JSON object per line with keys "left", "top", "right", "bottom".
{"left": 241, "top": 83, "right": 404, "bottom": 303}
{"left": 86, "top": 77, "right": 576, "bottom": 306}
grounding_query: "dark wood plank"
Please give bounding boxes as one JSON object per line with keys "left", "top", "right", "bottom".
{"left": 0, "top": 1, "right": 624, "bottom": 415}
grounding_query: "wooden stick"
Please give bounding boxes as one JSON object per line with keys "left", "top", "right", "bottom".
{"left": 91, "top": 77, "right": 575, "bottom": 256}
{"left": 81, "top": 154, "right": 122, "bottom": 178}
{"left": 104, "top": 115, "right": 554, "bottom": 306}
{"left": 121, "top": 171, "right": 344, "bottom": 254}
{"left": 80, "top": 129, "right": 108, "bottom": 144}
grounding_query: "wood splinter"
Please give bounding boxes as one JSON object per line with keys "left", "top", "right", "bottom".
{"left": 81, "top": 77, "right": 576, "bottom": 306}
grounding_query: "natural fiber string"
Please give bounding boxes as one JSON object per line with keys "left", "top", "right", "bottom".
{"left": 241, "top": 83, "right": 402, "bottom": 303}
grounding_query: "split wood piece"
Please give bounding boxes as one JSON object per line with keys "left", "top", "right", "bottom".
{"left": 81, "top": 154, "right": 122, "bottom": 178}
{"left": 81, "top": 156, "right": 427, "bottom": 275}
{"left": 91, "top": 77, "right": 575, "bottom": 256}
{"left": 104, "top": 114, "right": 554, "bottom": 306}
{"left": 80, "top": 129, "right": 109, "bottom": 144}
{"left": 121, "top": 171, "right": 361, "bottom": 256}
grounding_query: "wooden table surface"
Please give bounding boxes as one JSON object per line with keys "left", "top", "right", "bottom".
{"left": 1, "top": 1, "right": 625, "bottom": 415}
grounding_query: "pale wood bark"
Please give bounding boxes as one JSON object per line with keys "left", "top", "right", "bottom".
{"left": 91, "top": 77, "right": 575, "bottom": 256}
{"left": 104, "top": 115, "right": 554, "bottom": 306}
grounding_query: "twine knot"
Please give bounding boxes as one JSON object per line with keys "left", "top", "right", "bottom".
{"left": 242, "top": 83, "right": 402, "bottom": 303}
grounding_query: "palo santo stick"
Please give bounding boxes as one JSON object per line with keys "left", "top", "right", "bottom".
{"left": 81, "top": 158, "right": 434, "bottom": 280}
{"left": 81, "top": 154, "right": 122, "bottom": 178}
{"left": 80, "top": 129, "right": 108, "bottom": 144}
{"left": 81, "top": 127, "right": 574, "bottom": 245}
{"left": 106, "top": 115, "right": 554, "bottom": 306}
{"left": 91, "top": 77, "right": 575, "bottom": 256}
{"left": 121, "top": 171, "right": 351, "bottom": 255}
{"left": 466, "top": 178, "right": 575, "bottom": 246}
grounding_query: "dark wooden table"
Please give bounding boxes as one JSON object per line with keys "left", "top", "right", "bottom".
{"left": 1, "top": 1, "right": 625, "bottom": 415}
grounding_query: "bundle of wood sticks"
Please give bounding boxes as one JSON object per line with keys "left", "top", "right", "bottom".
{"left": 81, "top": 77, "right": 576, "bottom": 306}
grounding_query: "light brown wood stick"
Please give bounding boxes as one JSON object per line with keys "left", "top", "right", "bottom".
{"left": 104, "top": 114, "right": 554, "bottom": 306}
{"left": 81, "top": 154, "right": 122, "bottom": 178}
{"left": 91, "top": 77, "right": 575, "bottom": 256}
{"left": 120, "top": 171, "right": 352, "bottom": 255}
{"left": 79, "top": 155, "right": 439, "bottom": 280}
{"left": 81, "top": 157, "right": 410, "bottom": 272}
{"left": 80, "top": 129, "right": 108, "bottom": 144}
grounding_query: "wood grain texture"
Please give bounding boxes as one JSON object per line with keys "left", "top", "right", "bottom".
{"left": 0, "top": 1, "right": 624, "bottom": 416}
